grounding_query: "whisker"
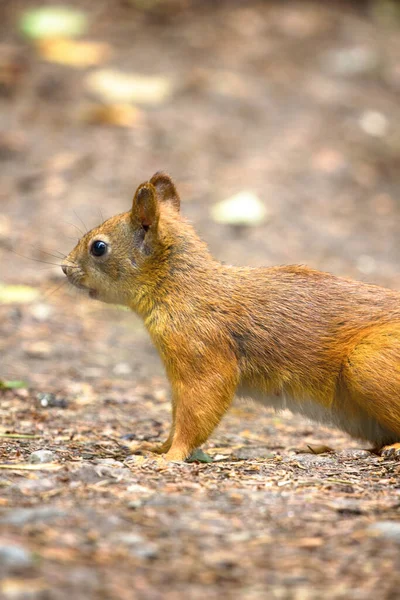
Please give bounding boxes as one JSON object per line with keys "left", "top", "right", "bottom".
{"left": 9, "top": 249, "right": 80, "bottom": 268}
{"left": 37, "top": 249, "right": 66, "bottom": 261}
{"left": 73, "top": 210, "right": 88, "bottom": 235}
{"left": 43, "top": 279, "right": 68, "bottom": 300}
{"left": 64, "top": 221, "right": 85, "bottom": 237}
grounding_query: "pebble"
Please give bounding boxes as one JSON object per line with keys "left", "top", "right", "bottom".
{"left": 113, "top": 362, "right": 132, "bottom": 376}
{"left": 14, "top": 478, "right": 55, "bottom": 495}
{"left": 324, "top": 46, "right": 379, "bottom": 77}
{"left": 37, "top": 392, "right": 68, "bottom": 408}
{"left": 359, "top": 110, "right": 388, "bottom": 137}
{"left": 286, "top": 454, "right": 334, "bottom": 466}
{"left": 368, "top": 521, "right": 400, "bottom": 543}
{"left": 0, "top": 507, "right": 66, "bottom": 526}
{"left": 30, "top": 303, "right": 52, "bottom": 322}
{"left": 356, "top": 255, "right": 377, "bottom": 275}
{"left": 233, "top": 447, "right": 275, "bottom": 460}
{"left": 110, "top": 532, "right": 158, "bottom": 559}
{"left": 331, "top": 499, "right": 364, "bottom": 515}
{"left": 0, "top": 543, "right": 34, "bottom": 571}
{"left": 23, "top": 341, "right": 51, "bottom": 359}
{"left": 29, "top": 450, "right": 57, "bottom": 464}
{"left": 335, "top": 449, "right": 371, "bottom": 460}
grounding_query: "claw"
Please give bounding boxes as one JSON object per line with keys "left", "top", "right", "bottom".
{"left": 380, "top": 443, "right": 400, "bottom": 459}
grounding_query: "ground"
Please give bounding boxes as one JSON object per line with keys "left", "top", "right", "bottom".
{"left": 1, "top": 1, "right": 400, "bottom": 598}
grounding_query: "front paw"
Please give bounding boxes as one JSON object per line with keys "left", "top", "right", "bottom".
{"left": 164, "top": 448, "right": 190, "bottom": 462}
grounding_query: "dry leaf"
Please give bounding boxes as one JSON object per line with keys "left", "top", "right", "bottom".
{"left": 211, "top": 192, "right": 268, "bottom": 226}
{"left": 37, "top": 39, "right": 110, "bottom": 68}
{"left": 80, "top": 103, "right": 141, "bottom": 127}
{"left": 293, "top": 444, "right": 334, "bottom": 455}
{"left": 0, "top": 463, "right": 62, "bottom": 471}
{"left": 85, "top": 69, "right": 173, "bottom": 105}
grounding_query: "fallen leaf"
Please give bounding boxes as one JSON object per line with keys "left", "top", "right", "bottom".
{"left": 38, "top": 39, "right": 110, "bottom": 68}
{"left": 295, "top": 537, "right": 324, "bottom": 549}
{"left": 80, "top": 103, "right": 141, "bottom": 127}
{"left": 0, "top": 283, "right": 39, "bottom": 304}
{"left": 186, "top": 449, "right": 213, "bottom": 463}
{"left": 293, "top": 444, "right": 334, "bottom": 455}
{"left": 85, "top": 69, "right": 173, "bottom": 105}
{"left": 0, "top": 463, "right": 61, "bottom": 471}
{"left": 0, "top": 433, "right": 40, "bottom": 439}
{"left": 20, "top": 6, "right": 87, "bottom": 40}
{"left": 1, "top": 579, "right": 48, "bottom": 596}
{"left": 0, "top": 380, "right": 28, "bottom": 390}
{"left": 211, "top": 192, "right": 268, "bottom": 226}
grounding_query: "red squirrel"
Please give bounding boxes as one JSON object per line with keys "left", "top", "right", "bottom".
{"left": 62, "top": 172, "right": 400, "bottom": 461}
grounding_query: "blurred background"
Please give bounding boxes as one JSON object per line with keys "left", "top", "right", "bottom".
{"left": 1, "top": 0, "right": 400, "bottom": 383}
{"left": 1, "top": 3, "right": 400, "bottom": 598}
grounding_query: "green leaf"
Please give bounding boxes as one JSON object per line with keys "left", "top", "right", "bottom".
{"left": 186, "top": 449, "right": 213, "bottom": 463}
{"left": 20, "top": 6, "right": 87, "bottom": 40}
{"left": 0, "top": 380, "right": 28, "bottom": 390}
{"left": 0, "top": 283, "right": 39, "bottom": 304}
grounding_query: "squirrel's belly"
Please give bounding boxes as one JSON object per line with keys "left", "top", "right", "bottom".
{"left": 236, "top": 386, "right": 397, "bottom": 445}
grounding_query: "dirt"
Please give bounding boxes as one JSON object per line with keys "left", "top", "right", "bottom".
{"left": 1, "top": 1, "right": 400, "bottom": 598}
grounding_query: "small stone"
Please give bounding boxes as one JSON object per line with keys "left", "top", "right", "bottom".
{"left": 330, "top": 499, "right": 364, "bottom": 515}
{"left": 0, "top": 507, "right": 66, "bottom": 526}
{"left": 113, "top": 362, "right": 132, "bottom": 376}
{"left": 110, "top": 532, "right": 158, "bottom": 559}
{"left": 286, "top": 454, "right": 334, "bottom": 466}
{"left": 30, "top": 303, "right": 52, "bottom": 322}
{"left": 368, "top": 521, "right": 400, "bottom": 543}
{"left": 93, "top": 458, "right": 125, "bottom": 467}
{"left": 83, "top": 367, "right": 103, "bottom": 379}
{"left": 0, "top": 542, "right": 34, "bottom": 571}
{"left": 23, "top": 341, "right": 51, "bottom": 359}
{"left": 335, "top": 449, "right": 371, "bottom": 460}
{"left": 36, "top": 392, "right": 68, "bottom": 408}
{"left": 356, "top": 255, "right": 377, "bottom": 275}
{"left": 359, "top": 110, "right": 388, "bottom": 137}
{"left": 324, "top": 46, "right": 379, "bottom": 77}
{"left": 15, "top": 478, "right": 55, "bottom": 495}
{"left": 29, "top": 450, "right": 57, "bottom": 464}
{"left": 234, "top": 446, "right": 275, "bottom": 460}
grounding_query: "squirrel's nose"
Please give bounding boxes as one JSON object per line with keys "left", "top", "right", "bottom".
{"left": 61, "top": 264, "right": 68, "bottom": 276}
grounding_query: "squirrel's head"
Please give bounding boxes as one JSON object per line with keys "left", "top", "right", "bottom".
{"left": 62, "top": 172, "right": 181, "bottom": 309}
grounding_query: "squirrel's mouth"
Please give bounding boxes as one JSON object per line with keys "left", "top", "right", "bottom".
{"left": 61, "top": 266, "right": 98, "bottom": 300}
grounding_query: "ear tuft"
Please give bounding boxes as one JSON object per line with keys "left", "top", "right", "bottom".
{"left": 150, "top": 171, "right": 180, "bottom": 212}
{"left": 132, "top": 182, "right": 159, "bottom": 230}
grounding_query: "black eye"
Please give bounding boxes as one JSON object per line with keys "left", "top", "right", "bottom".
{"left": 91, "top": 240, "right": 108, "bottom": 257}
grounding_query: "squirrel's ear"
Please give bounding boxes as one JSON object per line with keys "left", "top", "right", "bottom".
{"left": 149, "top": 172, "right": 180, "bottom": 212}
{"left": 131, "top": 183, "right": 159, "bottom": 231}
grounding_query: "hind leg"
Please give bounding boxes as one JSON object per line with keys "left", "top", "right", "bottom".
{"left": 342, "top": 324, "right": 400, "bottom": 451}
{"left": 380, "top": 443, "right": 400, "bottom": 458}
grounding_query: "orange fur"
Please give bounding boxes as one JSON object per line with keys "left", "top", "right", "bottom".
{"left": 63, "top": 173, "right": 400, "bottom": 460}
